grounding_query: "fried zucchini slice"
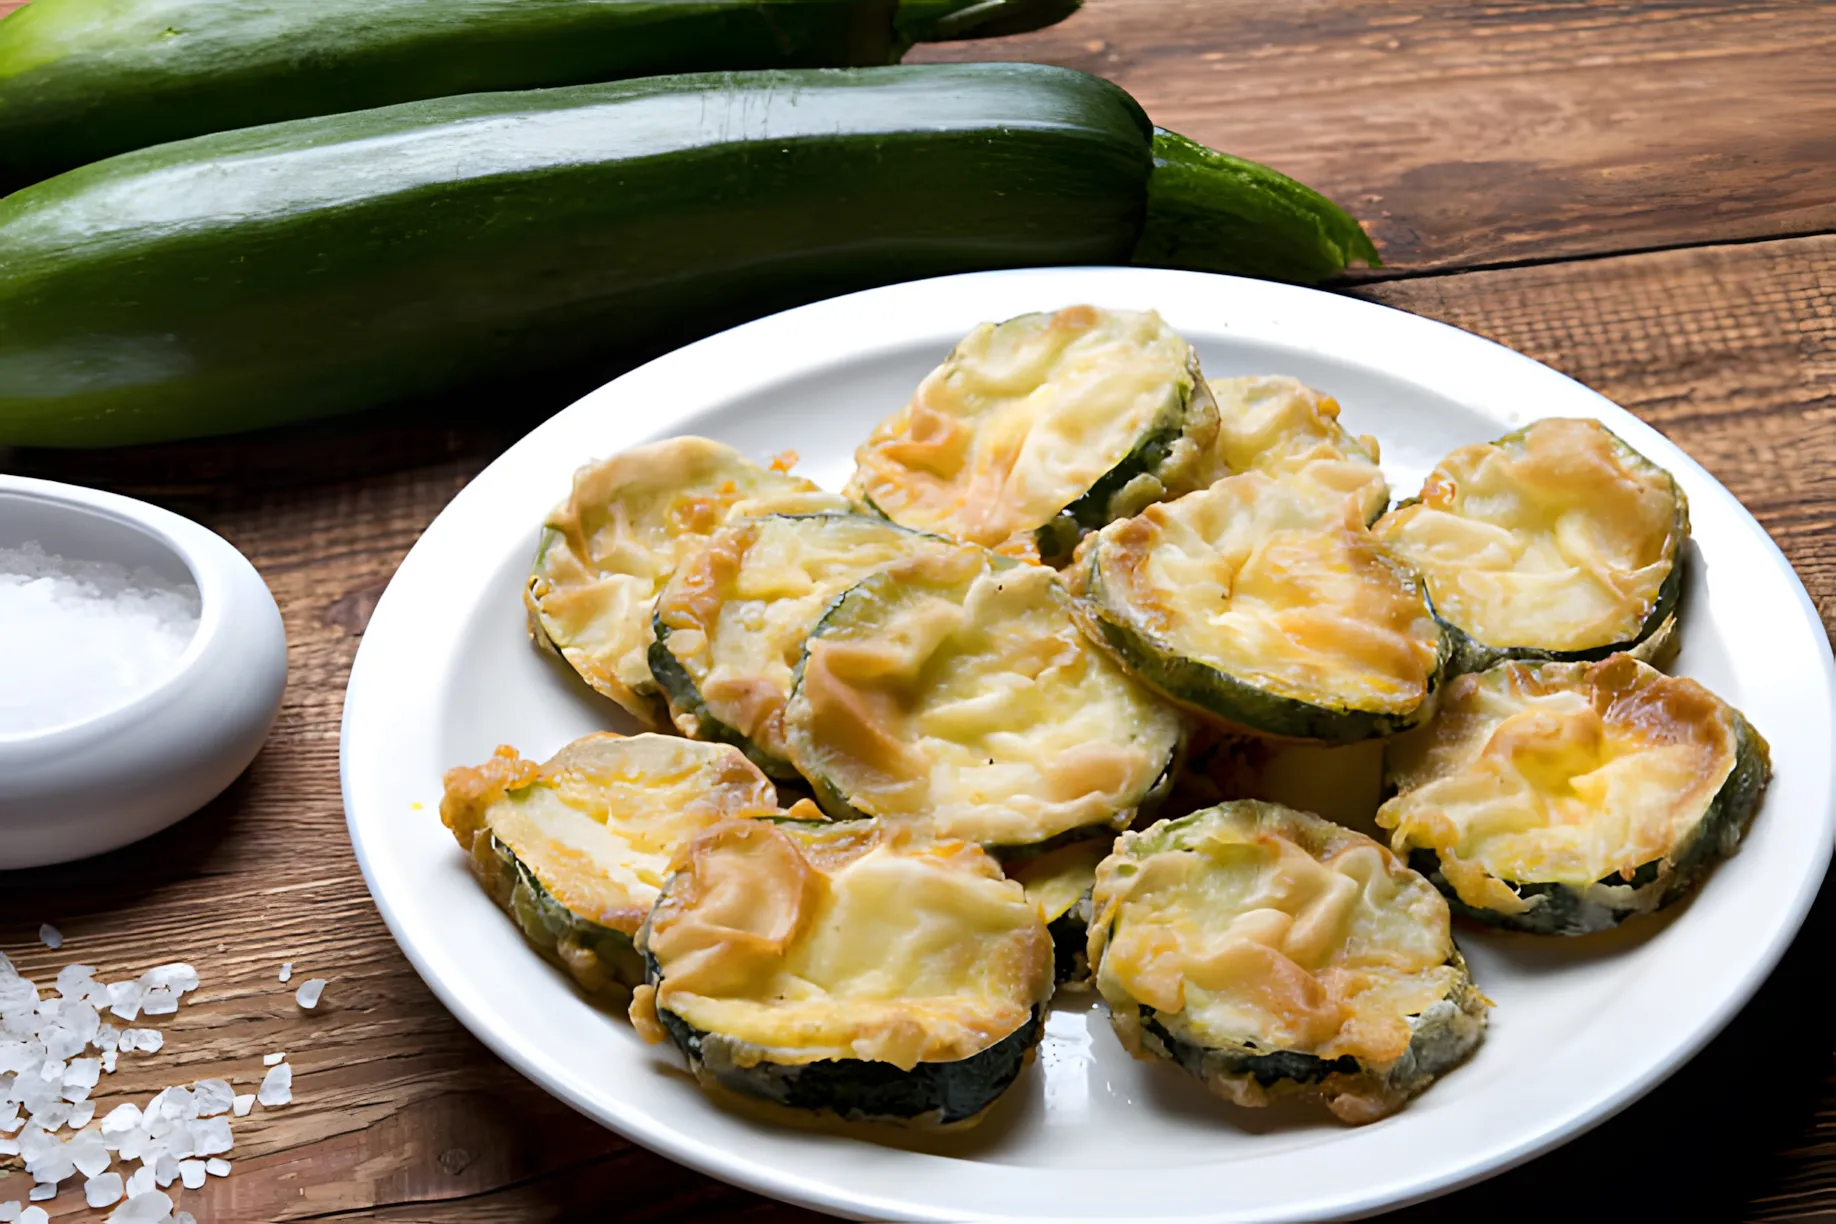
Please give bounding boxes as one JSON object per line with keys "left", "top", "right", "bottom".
{"left": 1003, "top": 836, "right": 1113, "bottom": 986}
{"left": 845, "top": 305, "right": 1219, "bottom": 563}
{"left": 1378, "top": 654, "right": 1770, "bottom": 935}
{"left": 649, "top": 513, "right": 954, "bottom": 779}
{"left": 526, "top": 437, "right": 845, "bottom": 725}
{"left": 439, "top": 733, "right": 786, "bottom": 996}
{"left": 1089, "top": 801, "right": 1487, "bottom": 1124}
{"left": 1374, "top": 418, "right": 1688, "bottom": 675}
{"left": 630, "top": 818, "right": 1054, "bottom": 1127}
{"left": 1072, "top": 471, "right": 1445, "bottom": 743}
{"left": 1207, "top": 376, "right": 1389, "bottom": 525}
{"left": 781, "top": 544, "right": 1184, "bottom": 852}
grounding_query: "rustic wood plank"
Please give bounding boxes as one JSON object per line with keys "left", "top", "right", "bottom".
{"left": 913, "top": 0, "right": 1836, "bottom": 271}
{"left": 3, "top": 231, "right": 1833, "bottom": 1220}
{"left": 2, "top": 0, "right": 1832, "bottom": 275}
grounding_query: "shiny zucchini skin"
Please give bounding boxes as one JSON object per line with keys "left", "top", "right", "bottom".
{"left": 0, "top": 0, "right": 1079, "bottom": 191}
{"left": 1, "top": 64, "right": 1379, "bottom": 448}
{"left": 1405, "top": 712, "right": 1770, "bottom": 936}
{"left": 0, "top": 65, "right": 1150, "bottom": 446}
{"left": 648, "top": 956, "right": 1045, "bottom": 1126}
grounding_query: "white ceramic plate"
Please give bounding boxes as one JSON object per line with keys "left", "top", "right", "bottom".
{"left": 341, "top": 267, "right": 1836, "bottom": 1222}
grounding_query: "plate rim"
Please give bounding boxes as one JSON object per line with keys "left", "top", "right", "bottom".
{"left": 341, "top": 266, "right": 1836, "bottom": 1222}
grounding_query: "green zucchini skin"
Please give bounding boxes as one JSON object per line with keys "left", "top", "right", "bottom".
{"left": 1076, "top": 566, "right": 1447, "bottom": 744}
{"left": 648, "top": 951, "right": 1044, "bottom": 1125}
{"left": 1406, "top": 713, "right": 1771, "bottom": 935}
{"left": 0, "top": 65, "right": 1152, "bottom": 447}
{"left": 1134, "top": 954, "right": 1485, "bottom": 1105}
{"left": 485, "top": 834, "right": 645, "bottom": 996}
{"left": 0, "top": 0, "right": 1081, "bottom": 192}
{"left": 646, "top": 629, "right": 802, "bottom": 783}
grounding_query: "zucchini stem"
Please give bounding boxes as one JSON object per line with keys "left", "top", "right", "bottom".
{"left": 899, "top": 0, "right": 1084, "bottom": 44}
{"left": 1132, "top": 128, "right": 1381, "bottom": 284}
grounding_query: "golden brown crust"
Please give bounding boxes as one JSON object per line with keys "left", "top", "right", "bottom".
{"left": 526, "top": 437, "right": 845, "bottom": 725}
{"left": 1379, "top": 654, "right": 1742, "bottom": 909}
{"left": 846, "top": 307, "right": 1216, "bottom": 550}
{"left": 1375, "top": 418, "right": 1684, "bottom": 653}
{"left": 646, "top": 820, "right": 1054, "bottom": 1070}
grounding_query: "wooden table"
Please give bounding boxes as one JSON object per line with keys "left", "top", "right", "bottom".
{"left": 3, "top": 0, "right": 1833, "bottom": 1218}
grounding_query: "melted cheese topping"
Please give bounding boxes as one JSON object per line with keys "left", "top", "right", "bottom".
{"left": 1377, "top": 655, "right": 1741, "bottom": 910}
{"left": 646, "top": 820, "right": 1053, "bottom": 1068}
{"left": 1208, "top": 376, "right": 1389, "bottom": 524}
{"left": 1091, "top": 802, "right": 1458, "bottom": 1067}
{"left": 845, "top": 306, "right": 1217, "bottom": 550}
{"left": 785, "top": 546, "right": 1182, "bottom": 847}
{"left": 526, "top": 437, "right": 845, "bottom": 724}
{"left": 655, "top": 514, "right": 953, "bottom": 763}
{"left": 439, "top": 733, "right": 781, "bottom": 936}
{"left": 1089, "top": 472, "right": 1441, "bottom": 714}
{"left": 1375, "top": 418, "right": 1683, "bottom": 652}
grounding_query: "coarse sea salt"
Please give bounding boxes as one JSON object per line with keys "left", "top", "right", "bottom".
{"left": 3, "top": 950, "right": 303, "bottom": 1217}
{"left": 0, "top": 543, "right": 201, "bottom": 735}
{"left": 294, "top": 978, "right": 326, "bottom": 1009}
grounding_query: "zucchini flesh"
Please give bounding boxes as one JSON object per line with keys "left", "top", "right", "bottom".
{"left": 1073, "top": 471, "right": 1444, "bottom": 743}
{"left": 0, "top": 0, "right": 1082, "bottom": 191}
{"left": 526, "top": 438, "right": 844, "bottom": 727}
{"left": 438, "top": 732, "right": 783, "bottom": 994}
{"left": 1378, "top": 654, "right": 1771, "bottom": 934}
{"left": 845, "top": 305, "right": 1219, "bottom": 563}
{"left": 649, "top": 512, "right": 953, "bottom": 777}
{"left": 1088, "top": 801, "right": 1486, "bottom": 1123}
{"left": 781, "top": 544, "right": 1183, "bottom": 851}
{"left": 631, "top": 818, "right": 1053, "bottom": 1126}
{"left": 1374, "top": 418, "right": 1688, "bottom": 675}
{"left": 0, "top": 63, "right": 1379, "bottom": 448}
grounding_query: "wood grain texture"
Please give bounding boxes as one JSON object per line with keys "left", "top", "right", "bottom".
{"left": 3, "top": 230, "right": 1834, "bottom": 1222}
{"left": 913, "top": 0, "right": 1836, "bottom": 272}
{"left": 2, "top": 0, "right": 1834, "bottom": 275}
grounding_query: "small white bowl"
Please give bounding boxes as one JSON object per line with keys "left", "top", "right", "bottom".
{"left": 0, "top": 474, "right": 287, "bottom": 868}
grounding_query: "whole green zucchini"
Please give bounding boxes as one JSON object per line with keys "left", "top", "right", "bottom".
{"left": 0, "top": 64, "right": 1379, "bottom": 447}
{"left": 0, "top": 0, "right": 1077, "bottom": 191}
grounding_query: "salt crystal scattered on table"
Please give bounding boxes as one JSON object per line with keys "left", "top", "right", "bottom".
{"left": 109, "top": 1189, "right": 173, "bottom": 1222}
{"left": 257, "top": 1062, "right": 292, "bottom": 1107}
{"left": 232, "top": 1094, "right": 254, "bottom": 1117}
{"left": 19, "top": 1209, "right": 47, "bottom": 1224}
{"left": 0, "top": 542, "right": 202, "bottom": 734}
{"left": 68, "top": 1099, "right": 97, "bottom": 1129}
{"left": 206, "top": 1157, "right": 230, "bottom": 1177}
{"left": 294, "top": 978, "right": 326, "bottom": 1009}
{"left": 56, "top": 965, "right": 96, "bottom": 997}
{"left": 278, "top": 962, "right": 293, "bottom": 983}
{"left": 178, "top": 1159, "right": 207, "bottom": 1190}
{"left": 0, "top": 1203, "right": 18, "bottom": 1223}
{"left": 37, "top": 926, "right": 61, "bottom": 951}
{"left": 26, "top": 1187, "right": 54, "bottom": 1203}
{"left": 263, "top": 1052, "right": 285, "bottom": 1066}
{"left": 122, "top": 1165, "right": 155, "bottom": 1199}
{"left": 176, "top": 1213, "right": 197, "bottom": 1224}
{"left": 85, "top": 1170, "right": 125, "bottom": 1208}
{"left": 70, "top": 1130, "right": 110, "bottom": 1177}
{"left": 101, "top": 1104, "right": 143, "bottom": 1135}
{"left": 192, "top": 1078, "right": 234, "bottom": 1117}
{"left": 154, "top": 1153, "right": 179, "bottom": 1188}
{"left": 108, "top": 981, "right": 143, "bottom": 1021}
{"left": 139, "top": 987, "right": 178, "bottom": 1016}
